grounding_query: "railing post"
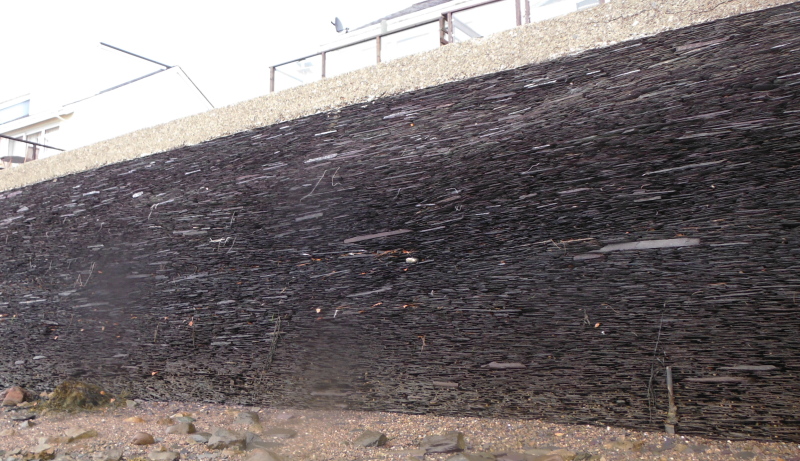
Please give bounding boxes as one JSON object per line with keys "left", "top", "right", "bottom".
{"left": 321, "top": 51, "right": 327, "bottom": 78}
{"left": 376, "top": 35, "right": 382, "bottom": 64}
{"left": 447, "top": 12, "right": 454, "bottom": 43}
{"left": 515, "top": 0, "right": 522, "bottom": 26}
{"left": 269, "top": 66, "right": 275, "bottom": 93}
{"left": 525, "top": 0, "right": 531, "bottom": 24}
{"left": 439, "top": 14, "right": 448, "bottom": 45}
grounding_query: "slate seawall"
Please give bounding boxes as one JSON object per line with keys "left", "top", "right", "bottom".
{"left": 1, "top": 3, "right": 799, "bottom": 442}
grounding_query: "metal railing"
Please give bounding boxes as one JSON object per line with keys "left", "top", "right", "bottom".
{"left": 269, "top": 0, "right": 606, "bottom": 93}
{"left": 0, "top": 134, "right": 64, "bottom": 169}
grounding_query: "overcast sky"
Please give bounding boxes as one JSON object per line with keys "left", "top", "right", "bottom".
{"left": 0, "top": 0, "right": 419, "bottom": 109}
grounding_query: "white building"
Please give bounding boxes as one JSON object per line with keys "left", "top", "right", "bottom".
{"left": 0, "top": 65, "right": 213, "bottom": 170}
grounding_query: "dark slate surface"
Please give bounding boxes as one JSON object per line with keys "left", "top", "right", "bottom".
{"left": 1, "top": 3, "right": 800, "bottom": 441}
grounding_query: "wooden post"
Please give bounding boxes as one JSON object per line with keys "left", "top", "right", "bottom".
{"left": 515, "top": 0, "right": 522, "bottom": 27}
{"left": 269, "top": 66, "right": 275, "bottom": 93}
{"left": 665, "top": 366, "right": 678, "bottom": 435}
{"left": 321, "top": 52, "right": 327, "bottom": 79}
{"left": 439, "top": 15, "right": 447, "bottom": 45}
{"left": 376, "top": 35, "right": 382, "bottom": 64}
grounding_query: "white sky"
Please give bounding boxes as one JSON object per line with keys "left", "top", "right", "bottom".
{"left": 0, "top": 0, "right": 419, "bottom": 109}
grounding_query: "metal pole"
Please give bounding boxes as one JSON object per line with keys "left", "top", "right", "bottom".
{"left": 269, "top": 67, "right": 275, "bottom": 93}
{"left": 100, "top": 42, "right": 171, "bottom": 69}
{"left": 321, "top": 52, "right": 327, "bottom": 78}
{"left": 515, "top": 0, "right": 522, "bottom": 27}
{"left": 376, "top": 35, "right": 382, "bottom": 64}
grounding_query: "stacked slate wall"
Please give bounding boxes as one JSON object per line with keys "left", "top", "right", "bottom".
{"left": 1, "top": 3, "right": 799, "bottom": 441}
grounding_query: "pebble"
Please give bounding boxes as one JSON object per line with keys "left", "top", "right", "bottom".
{"left": 132, "top": 432, "right": 156, "bottom": 445}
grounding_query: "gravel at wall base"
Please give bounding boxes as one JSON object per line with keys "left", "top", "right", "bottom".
{"left": 1, "top": 402, "right": 799, "bottom": 461}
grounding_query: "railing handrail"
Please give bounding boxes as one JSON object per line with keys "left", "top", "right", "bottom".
{"left": 270, "top": 15, "right": 446, "bottom": 69}
{"left": 269, "top": 0, "right": 520, "bottom": 79}
{"left": 269, "top": 0, "right": 605, "bottom": 92}
{"left": 0, "top": 133, "right": 64, "bottom": 152}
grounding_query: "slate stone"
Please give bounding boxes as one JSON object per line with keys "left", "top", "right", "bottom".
{"left": 64, "top": 428, "right": 97, "bottom": 441}
{"left": 446, "top": 453, "right": 496, "bottom": 461}
{"left": 166, "top": 422, "right": 196, "bottom": 434}
{"left": 93, "top": 449, "right": 123, "bottom": 461}
{"left": 262, "top": 428, "right": 297, "bottom": 439}
{"left": 352, "top": 430, "right": 388, "bottom": 447}
{"left": 190, "top": 432, "right": 211, "bottom": 444}
{"left": 207, "top": 428, "right": 246, "bottom": 450}
{"left": 420, "top": 431, "right": 466, "bottom": 453}
{"left": 495, "top": 452, "right": 533, "bottom": 461}
{"left": 244, "top": 448, "right": 283, "bottom": 461}
{"left": 38, "top": 436, "right": 72, "bottom": 445}
{"left": 148, "top": 451, "right": 180, "bottom": 461}
{"left": 234, "top": 411, "right": 260, "bottom": 425}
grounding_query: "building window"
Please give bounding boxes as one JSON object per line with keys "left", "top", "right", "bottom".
{"left": 0, "top": 100, "right": 30, "bottom": 125}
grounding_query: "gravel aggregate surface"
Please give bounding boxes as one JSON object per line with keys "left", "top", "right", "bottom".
{"left": 2, "top": 402, "right": 800, "bottom": 461}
